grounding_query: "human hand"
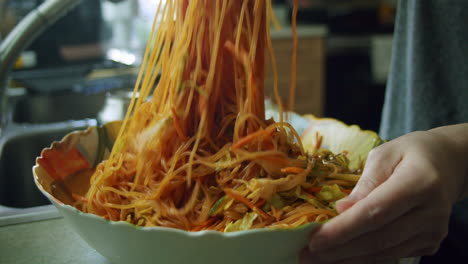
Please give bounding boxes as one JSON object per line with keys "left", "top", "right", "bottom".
{"left": 300, "top": 127, "right": 468, "bottom": 264}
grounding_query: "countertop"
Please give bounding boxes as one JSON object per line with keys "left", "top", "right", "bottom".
{"left": 0, "top": 217, "right": 109, "bottom": 264}
{"left": 0, "top": 216, "right": 420, "bottom": 264}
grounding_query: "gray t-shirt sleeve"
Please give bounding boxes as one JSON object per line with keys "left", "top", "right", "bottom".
{"left": 379, "top": 0, "right": 468, "bottom": 140}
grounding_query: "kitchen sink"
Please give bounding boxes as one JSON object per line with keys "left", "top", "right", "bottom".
{"left": 0, "top": 89, "right": 108, "bottom": 225}
{"left": 0, "top": 80, "right": 136, "bottom": 228}
{"left": 0, "top": 89, "right": 105, "bottom": 211}
{"left": 0, "top": 82, "right": 133, "bottom": 226}
{"left": 0, "top": 87, "right": 105, "bottom": 225}
{"left": 13, "top": 93, "right": 106, "bottom": 124}
{"left": 0, "top": 126, "right": 88, "bottom": 208}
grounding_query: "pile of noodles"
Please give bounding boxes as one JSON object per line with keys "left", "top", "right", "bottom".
{"left": 78, "top": 0, "right": 361, "bottom": 231}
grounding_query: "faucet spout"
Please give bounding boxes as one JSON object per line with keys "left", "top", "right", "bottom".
{"left": 0, "top": 0, "right": 83, "bottom": 129}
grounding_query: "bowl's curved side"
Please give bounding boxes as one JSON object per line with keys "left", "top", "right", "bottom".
{"left": 58, "top": 203, "right": 318, "bottom": 264}
{"left": 34, "top": 173, "right": 319, "bottom": 264}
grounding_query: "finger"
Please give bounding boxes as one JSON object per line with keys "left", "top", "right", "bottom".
{"left": 307, "top": 207, "right": 430, "bottom": 263}
{"left": 336, "top": 143, "right": 403, "bottom": 213}
{"left": 309, "top": 158, "right": 426, "bottom": 251}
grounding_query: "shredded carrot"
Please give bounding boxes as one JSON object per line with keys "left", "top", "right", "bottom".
{"left": 280, "top": 167, "right": 305, "bottom": 174}
{"left": 255, "top": 199, "right": 266, "bottom": 208}
{"left": 224, "top": 41, "right": 251, "bottom": 68}
{"left": 307, "top": 214, "right": 318, "bottom": 221}
{"left": 191, "top": 217, "right": 218, "bottom": 231}
{"left": 171, "top": 107, "right": 188, "bottom": 141}
{"left": 232, "top": 128, "right": 273, "bottom": 150}
{"left": 304, "top": 192, "right": 318, "bottom": 200}
{"left": 224, "top": 188, "right": 271, "bottom": 220}
{"left": 341, "top": 188, "right": 352, "bottom": 194}
{"left": 105, "top": 208, "right": 119, "bottom": 220}
{"left": 72, "top": 193, "right": 88, "bottom": 203}
{"left": 307, "top": 187, "right": 322, "bottom": 193}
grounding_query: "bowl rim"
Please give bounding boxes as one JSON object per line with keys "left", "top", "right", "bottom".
{"left": 301, "top": 114, "right": 382, "bottom": 141}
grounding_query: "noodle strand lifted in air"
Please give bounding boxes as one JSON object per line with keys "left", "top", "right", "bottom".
{"left": 79, "top": 0, "right": 361, "bottom": 232}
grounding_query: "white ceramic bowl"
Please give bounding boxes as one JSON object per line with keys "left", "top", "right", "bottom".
{"left": 33, "top": 115, "right": 382, "bottom": 264}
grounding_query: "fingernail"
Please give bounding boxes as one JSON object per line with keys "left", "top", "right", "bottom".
{"left": 335, "top": 196, "right": 350, "bottom": 205}
{"left": 342, "top": 192, "right": 358, "bottom": 201}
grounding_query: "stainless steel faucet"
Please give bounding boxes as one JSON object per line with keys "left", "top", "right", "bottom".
{"left": 0, "top": 0, "right": 83, "bottom": 131}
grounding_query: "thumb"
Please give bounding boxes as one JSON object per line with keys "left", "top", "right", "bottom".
{"left": 336, "top": 144, "right": 402, "bottom": 213}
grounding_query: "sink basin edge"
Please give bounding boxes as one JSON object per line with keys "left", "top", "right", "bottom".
{"left": 0, "top": 204, "right": 61, "bottom": 227}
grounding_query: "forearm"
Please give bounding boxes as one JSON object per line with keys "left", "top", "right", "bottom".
{"left": 430, "top": 123, "right": 468, "bottom": 200}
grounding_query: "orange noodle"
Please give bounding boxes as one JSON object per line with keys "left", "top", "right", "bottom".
{"left": 79, "top": 0, "right": 361, "bottom": 231}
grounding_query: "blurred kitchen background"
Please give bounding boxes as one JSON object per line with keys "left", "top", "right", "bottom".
{"left": 0, "top": 0, "right": 395, "bottom": 209}
{"left": 0, "top": 0, "right": 396, "bottom": 130}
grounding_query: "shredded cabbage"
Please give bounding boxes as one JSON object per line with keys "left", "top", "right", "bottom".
{"left": 317, "top": 184, "right": 347, "bottom": 202}
{"left": 224, "top": 212, "right": 258, "bottom": 232}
